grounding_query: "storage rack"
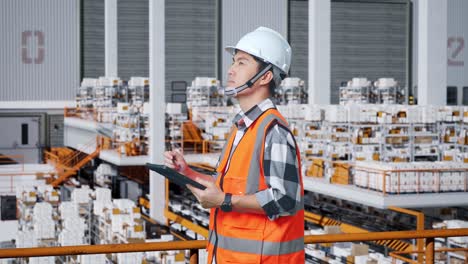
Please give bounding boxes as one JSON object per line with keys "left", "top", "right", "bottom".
{"left": 275, "top": 77, "right": 308, "bottom": 105}
{"left": 186, "top": 77, "right": 224, "bottom": 108}
{"left": 76, "top": 78, "right": 97, "bottom": 120}
{"left": 374, "top": 78, "right": 405, "bottom": 105}
{"left": 166, "top": 104, "right": 187, "bottom": 151}
{"left": 114, "top": 103, "right": 142, "bottom": 156}
{"left": 339, "top": 78, "right": 376, "bottom": 105}
{"left": 412, "top": 123, "right": 440, "bottom": 161}
{"left": 350, "top": 123, "right": 381, "bottom": 162}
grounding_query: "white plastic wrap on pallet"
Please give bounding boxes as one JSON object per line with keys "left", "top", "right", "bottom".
{"left": 16, "top": 185, "right": 38, "bottom": 203}
{"left": 59, "top": 201, "right": 79, "bottom": 219}
{"left": 113, "top": 199, "right": 135, "bottom": 213}
{"left": 16, "top": 230, "right": 37, "bottom": 248}
{"left": 95, "top": 163, "right": 117, "bottom": 179}
{"left": 166, "top": 103, "right": 183, "bottom": 114}
{"left": 279, "top": 104, "right": 308, "bottom": 119}
{"left": 116, "top": 252, "right": 144, "bottom": 264}
{"left": 325, "top": 105, "right": 348, "bottom": 123}
{"left": 111, "top": 214, "right": 132, "bottom": 234}
{"left": 355, "top": 161, "right": 468, "bottom": 193}
{"left": 36, "top": 185, "right": 53, "bottom": 195}
{"left": 33, "top": 217, "right": 55, "bottom": 239}
{"left": 93, "top": 200, "right": 113, "bottom": 218}
{"left": 437, "top": 106, "right": 462, "bottom": 122}
{"left": 305, "top": 106, "right": 324, "bottom": 121}
{"left": 63, "top": 217, "right": 86, "bottom": 232}
{"left": 419, "top": 105, "right": 438, "bottom": 123}
{"left": 126, "top": 225, "right": 145, "bottom": 239}
{"left": 71, "top": 186, "right": 92, "bottom": 204}
{"left": 33, "top": 203, "right": 53, "bottom": 219}
{"left": 29, "top": 257, "right": 55, "bottom": 264}
{"left": 354, "top": 255, "right": 371, "bottom": 264}
{"left": 444, "top": 220, "right": 468, "bottom": 244}
{"left": 58, "top": 228, "right": 84, "bottom": 246}
{"left": 331, "top": 242, "right": 352, "bottom": 258}
{"left": 95, "top": 187, "right": 112, "bottom": 202}
{"left": 79, "top": 254, "right": 107, "bottom": 264}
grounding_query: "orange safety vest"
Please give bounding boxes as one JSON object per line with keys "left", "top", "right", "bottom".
{"left": 207, "top": 108, "right": 305, "bottom": 264}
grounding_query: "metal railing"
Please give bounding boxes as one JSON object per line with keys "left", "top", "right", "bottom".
{"left": 1, "top": 228, "right": 467, "bottom": 263}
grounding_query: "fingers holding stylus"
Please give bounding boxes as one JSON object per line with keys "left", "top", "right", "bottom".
{"left": 163, "top": 149, "right": 187, "bottom": 172}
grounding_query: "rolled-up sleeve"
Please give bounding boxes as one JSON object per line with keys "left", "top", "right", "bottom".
{"left": 255, "top": 124, "right": 302, "bottom": 220}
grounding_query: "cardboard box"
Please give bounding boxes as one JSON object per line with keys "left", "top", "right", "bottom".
{"left": 331, "top": 163, "right": 350, "bottom": 184}
{"left": 351, "top": 243, "right": 369, "bottom": 256}
{"left": 324, "top": 226, "right": 342, "bottom": 234}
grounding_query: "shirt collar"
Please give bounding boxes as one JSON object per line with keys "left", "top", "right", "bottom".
{"left": 232, "top": 98, "right": 277, "bottom": 129}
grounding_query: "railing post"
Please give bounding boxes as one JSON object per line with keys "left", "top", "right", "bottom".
{"left": 425, "top": 237, "right": 434, "bottom": 264}
{"left": 416, "top": 212, "right": 425, "bottom": 263}
{"left": 189, "top": 249, "right": 199, "bottom": 264}
{"left": 389, "top": 206, "right": 425, "bottom": 263}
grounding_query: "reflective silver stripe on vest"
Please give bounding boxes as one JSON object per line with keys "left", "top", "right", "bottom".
{"left": 245, "top": 113, "right": 289, "bottom": 194}
{"left": 208, "top": 230, "right": 304, "bottom": 256}
{"left": 217, "top": 125, "right": 236, "bottom": 174}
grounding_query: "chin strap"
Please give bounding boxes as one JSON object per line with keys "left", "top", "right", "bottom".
{"left": 224, "top": 64, "right": 273, "bottom": 96}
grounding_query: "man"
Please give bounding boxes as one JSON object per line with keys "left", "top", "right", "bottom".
{"left": 164, "top": 27, "right": 304, "bottom": 263}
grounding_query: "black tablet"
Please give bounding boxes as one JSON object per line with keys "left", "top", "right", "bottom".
{"left": 146, "top": 163, "right": 206, "bottom": 190}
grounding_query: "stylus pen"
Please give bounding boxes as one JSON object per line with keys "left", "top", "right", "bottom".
{"left": 172, "top": 156, "right": 180, "bottom": 171}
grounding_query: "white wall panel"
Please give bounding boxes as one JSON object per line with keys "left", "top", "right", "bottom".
{"left": 0, "top": 0, "right": 79, "bottom": 101}
{"left": 331, "top": 1, "right": 408, "bottom": 104}
{"left": 82, "top": 0, "right": 105, "bottom": 78}
{"left": 165, "top": 0, "right": 216, "bottom": 102}
{"left": 289, "top": 0, "right": 308, "bottom": 87}
{"left": 413, "top": 0, "right": 468, "bottom": 104}
{"left": 118, "top": 0, "right": 149, "bottom": 80}
{"left": 221, "top": 0, "right": 288, "bottom": 85}
{"left": 0, "top": 116, "right": 40, "bottom": 163}
{"left": 447, "top": 0, "right": 468, "bottom": 100}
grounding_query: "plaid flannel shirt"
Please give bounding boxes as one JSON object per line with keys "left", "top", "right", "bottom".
{"left": 216, "top": 98, "right": 303, "bottom": 220}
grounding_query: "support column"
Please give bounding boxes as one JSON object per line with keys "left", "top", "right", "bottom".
{"left": 417, "top": 0, "right": 447, "bottom": 105}
{"left": 105, "top": 0, "right": 118, "bottom": 77}
{"left": 149, "top": 0, "right": 166, "bottom": 223}
{"left": 308, "top": 0, "right": 331, "bottom": 105}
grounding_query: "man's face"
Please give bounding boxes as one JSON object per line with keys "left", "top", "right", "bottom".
{"left": 227, "top": 50, "right": 260, "bottom": 94}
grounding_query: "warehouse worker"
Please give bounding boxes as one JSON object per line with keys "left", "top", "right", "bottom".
{"left": 164, "top": 27, "right": 304, "bottom": 263}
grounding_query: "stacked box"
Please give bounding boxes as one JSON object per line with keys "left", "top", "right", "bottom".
{"left": 355, "top": 161, "right": 468, "bottom": 193}
{"left": 438, "top": 106, "right": 462, "bottom": 122}
{"left": 33, "top": 217, "right": 55, "bottom": 239}
{"left": 16, "top": 230, "right": 37, "bottom": 248}
{"left": 331, "top": 163, "right": 350, "bottom": 185}
{"left": 116, "top": 252, "right": 144, "bottom": 264}
{"left": 71, "top": 186, "right": 92, "bottom": 204}
{"left": 29, "top": 257, "right": 55, "bottom": 264}
{"left": 59, "top": 202, "right": 79, "bottom": 219}
{"left": 16, "top": 186, "right": 38, "bottom": 203}
{"left": 306, "top": 158, "right": 325, "bottom": 178}
{"left": 325, "top": 105, "right": 348, "bottom": 123}
{"left": 305, "top": 106, "right": 324, "bottom": 121}
{"left": 79, "top": 254, "right": 107, "bottom": 264}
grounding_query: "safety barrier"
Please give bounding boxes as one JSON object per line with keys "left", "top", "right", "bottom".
{"left": 0, "top": 228, "right": 467, "bottom": 263}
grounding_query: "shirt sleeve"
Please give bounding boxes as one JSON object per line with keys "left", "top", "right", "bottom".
{"left": 254, "top": 123, "right": 302, "bottom": 220}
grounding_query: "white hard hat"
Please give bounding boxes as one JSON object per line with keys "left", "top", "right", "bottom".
{"left": 225, "top": 27, "right": 292, "bottom": 75}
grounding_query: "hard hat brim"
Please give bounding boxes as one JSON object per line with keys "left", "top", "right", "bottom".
{"left": 225, "top": 45, "right": 265, "bottom": 64}
{"left": 225, "top": 46, "right": 236, "bottom": 56}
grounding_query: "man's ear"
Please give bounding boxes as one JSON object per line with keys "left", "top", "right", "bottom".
{"left": 259, "top": 71, "right": 273, "bottom": 86}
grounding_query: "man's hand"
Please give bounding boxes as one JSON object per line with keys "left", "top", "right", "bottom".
{"left": 163, "top": 149, "right": 189, "bottom": 174}
{"left": 187, "top": 178, "right": 224, "bottom": 209}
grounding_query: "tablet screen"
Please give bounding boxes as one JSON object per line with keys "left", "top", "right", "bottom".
{"left": 146, "top": 163, "right": 206, "bottom": 190}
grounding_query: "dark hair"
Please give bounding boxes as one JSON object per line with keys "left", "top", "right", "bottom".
{"left": 253, "top": 56, "right": 276, "bottom": 96}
